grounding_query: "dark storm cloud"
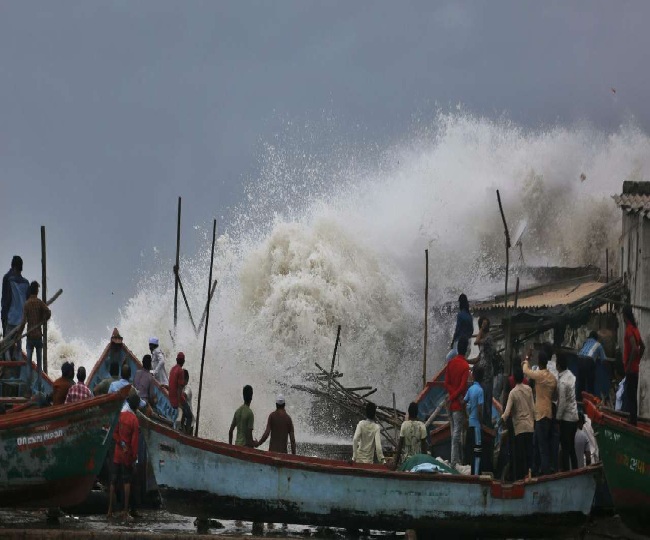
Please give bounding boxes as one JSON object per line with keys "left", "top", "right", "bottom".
{"left": 1, "top": 0, "right": 649, "bottom": 339}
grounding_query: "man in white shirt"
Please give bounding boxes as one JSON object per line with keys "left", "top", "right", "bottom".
{"left": 148, "top": 337, "right": 169, "bottom": 387}
{"left": 352, "top": 402, "right": 385, "bottom": 465}
{"left": 556, "top": 353, "right": 579, "bottom": 471}
{"left": 392, "top": 402, "right": 427, "bottom": 469}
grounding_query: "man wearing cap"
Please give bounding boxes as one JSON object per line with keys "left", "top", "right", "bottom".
{"left": 169, "top": 352, "right": 187, "bottom": 429}
{"left": 148, "top": 337, "right": 169, "bottom": 387}
{"left": 256, "top": 394, "right": 296, "bottom": 454}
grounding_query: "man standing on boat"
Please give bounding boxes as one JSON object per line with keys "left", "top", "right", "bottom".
{"left": 52, "top": 361, "right": 75, "bottom": 405}
{"left": 450, "top": 294, "right": 473, "bottom": 355}
{"left": 181, "top": 369, "right": 193, "bottom": 433}
{"left": 392, "top": 402, "right": 427, "bottom": 470}
{"left": 18, "top": 281, "right": 50, "bottom": 394}
{"left": 501, "top": 364, "right": 535, "bottom": 480}
{"left": 576, "top": 331, "right": 606, "bottom": 399}
{"left": 352, "top": 402, "right": 386, "bottom": 464}
{"left": 256, "top": 394, "right": 296, "bottom": 454}
{"left": 134, "top": 355, "right": 156, "bottom": 407}
{"left": 169, "top": 352, "right": 187, "bottom": 429}
{"left": 95, "top": 362, "right": 120, "bottom": 395}
{"left": 1, "top": 256, "right": 29, "bottom": 368}
{"left": 556, "top": 353, "right": 579, "bottom": 471}
{"left": 149, "top": 337, "right": 169, "bottom": 387}
{"left": 464, "top": 365, "right": 484, "bottom": 475}
{"left": 109, "top": 363, "right": 151, "bottom": 414}
{"left": 229, "top": 385, "right": 256, "bottom": 448}
{"left": 523, "top": 351, "right": 557, "bottom": 475}
{"left": 445, "top": 336, "right": 470, "bottom": 469}
{"left": 65, "top": 366, "right": 93, "bottom": 403}
{"left": 622, "top": 305, "right": 644, "bottom": 425}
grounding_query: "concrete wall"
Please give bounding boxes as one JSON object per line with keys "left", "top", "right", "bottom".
{"left": 621, "top": 211, "right": 650, "bottom": 418}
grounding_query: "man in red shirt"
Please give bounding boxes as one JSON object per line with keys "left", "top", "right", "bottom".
{"left": 444, "top": 335, "right": 470, "bottom": 468}
{"left": 169, "top": 352, "right": 186, "bottom": 429}
{"left": 622, "top": 305, "right": 645, "bottom": 425}
{"left": 107, "top": 393, "right": 140, "bottom": 520}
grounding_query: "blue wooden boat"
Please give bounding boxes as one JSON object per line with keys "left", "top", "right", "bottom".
{"left": 0, "top": 355, "right": 54, "bottom": 410}
{"left": 141, "top": 415, "right": 599, "bottom": 536}
{"left": 87, "top": 329, "right": 175, "bottom": 423}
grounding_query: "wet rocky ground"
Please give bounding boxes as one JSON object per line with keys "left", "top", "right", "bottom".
{"left": 0, "top": 509, "right": 648, "bottom": 539}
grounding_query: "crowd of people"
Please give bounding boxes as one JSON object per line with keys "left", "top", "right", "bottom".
{"left": 2, "top": 254, "right": 647, "bottom": 522}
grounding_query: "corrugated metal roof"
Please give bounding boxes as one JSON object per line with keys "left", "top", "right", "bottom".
{"left": 613, "top": 193, "right": 650, "bottom": 216}
{"left": 473, "top": 276, "right": 609, "bottom": 312}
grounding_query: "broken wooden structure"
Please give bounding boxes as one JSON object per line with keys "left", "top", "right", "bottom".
{"left": 293, "top": 362, "right": 405, "bottom": 448}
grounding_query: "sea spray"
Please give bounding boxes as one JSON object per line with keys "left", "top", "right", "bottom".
{"left": 45, "top": 112, "right": 650, "bottom": 442}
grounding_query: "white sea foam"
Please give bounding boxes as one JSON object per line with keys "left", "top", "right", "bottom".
{"left": 47, "top": 112, "right": 650, "bottom": 441}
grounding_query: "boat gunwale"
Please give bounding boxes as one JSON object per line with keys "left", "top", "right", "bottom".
{"left": 0, "top": 386, "right": 129, "bottom": 430}
{"left": 582, "top": 392, "right": 650, "bottom": 437}
{"left": 141, "top": 414, "right": 601, "bottom": 488}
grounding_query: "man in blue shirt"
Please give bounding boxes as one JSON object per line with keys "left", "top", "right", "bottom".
{"left": 577, "top": 331, "right": 607, "bottom": 399}
{"left": 1, "top": 256, "right": 29, "bottom": 365}
{"left": 464, "top": 365, "right": 484, "bottom": 475}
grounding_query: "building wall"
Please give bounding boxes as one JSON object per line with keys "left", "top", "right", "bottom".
{"left": 621, "top": 211, "right": 650, "bottom": 418}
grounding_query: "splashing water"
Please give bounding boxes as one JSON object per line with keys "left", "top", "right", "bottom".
{"left": 49, "top": 112, "right": 650, "bottom": 441}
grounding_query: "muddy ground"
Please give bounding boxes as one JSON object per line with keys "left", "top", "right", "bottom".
{"left": 0, "top": 509, "right": 648, "bottom": 539}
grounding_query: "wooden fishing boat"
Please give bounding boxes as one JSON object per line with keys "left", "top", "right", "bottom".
{"left": 0, "top": 387, "right": 128, "bottom": 508}
{"left": 141, "top": 415, "right": 599, "bottom": 536}
{"left": 583, "top": 392, "right": 650, "bottom": 531}
{"left": 0, "top": 354, "right": 55, "bottom": 410}
{"left": 87, "top": 329, "right": 175, "bottom": 423}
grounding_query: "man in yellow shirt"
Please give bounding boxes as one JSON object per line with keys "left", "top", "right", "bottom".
{"left": 523, "top": 351, "right": 557, "bottom": 475}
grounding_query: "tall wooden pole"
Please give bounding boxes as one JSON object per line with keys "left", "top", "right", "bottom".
{"left": 173, "top": 197, "right": 182, "bottom": 333}
{"left": 194, "top": 219, "right": 217, "bottom": 437}
{"left": 496, "top": 190, "right": 511, "bottom": 309}
{"left": 605, "top": 248, "right": 609, "bottom": 283}
{"left": 40, "top": 226, "right": 48, "bottom": 375}
{"left": 423, "top": 249, "right": 429, "bottom": 389}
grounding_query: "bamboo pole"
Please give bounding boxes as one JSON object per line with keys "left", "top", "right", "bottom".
{"left": 41, "top": 226, "right": 48, "bottom": 375}
{"left": 423, "top": 249, "right": 429, "bottom": 389}
{"left": 176, "top": 275, "right": 198, "bottom": 335}
{"left": 496, "top": 191, "right": 511, "bottom": 309}
{"left": 196, "top": 279, "right": 218, "bottom": 335}
{"left": 195, "top": 219, "right": 217, "bottom": 437}
{"left": 174, "top": 197, "right": 182, "bottom": 334}
{"left": 328, "top": 325, "right": 342, "bottom": 392}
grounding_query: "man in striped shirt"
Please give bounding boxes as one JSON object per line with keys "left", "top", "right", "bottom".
{"left": 65, "top": 366, "right": 94, "bottom": 403}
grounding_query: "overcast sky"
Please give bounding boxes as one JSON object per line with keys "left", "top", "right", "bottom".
{"left": 2, "top": 0, "right": 650, "bottom": 341}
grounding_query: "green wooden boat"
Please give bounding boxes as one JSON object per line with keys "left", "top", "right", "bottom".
{"left": 584, "top": 393, "right": 650, "bottom": 531}
{"left": 0, "top": 387, "right": 128, "bottom": 508}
